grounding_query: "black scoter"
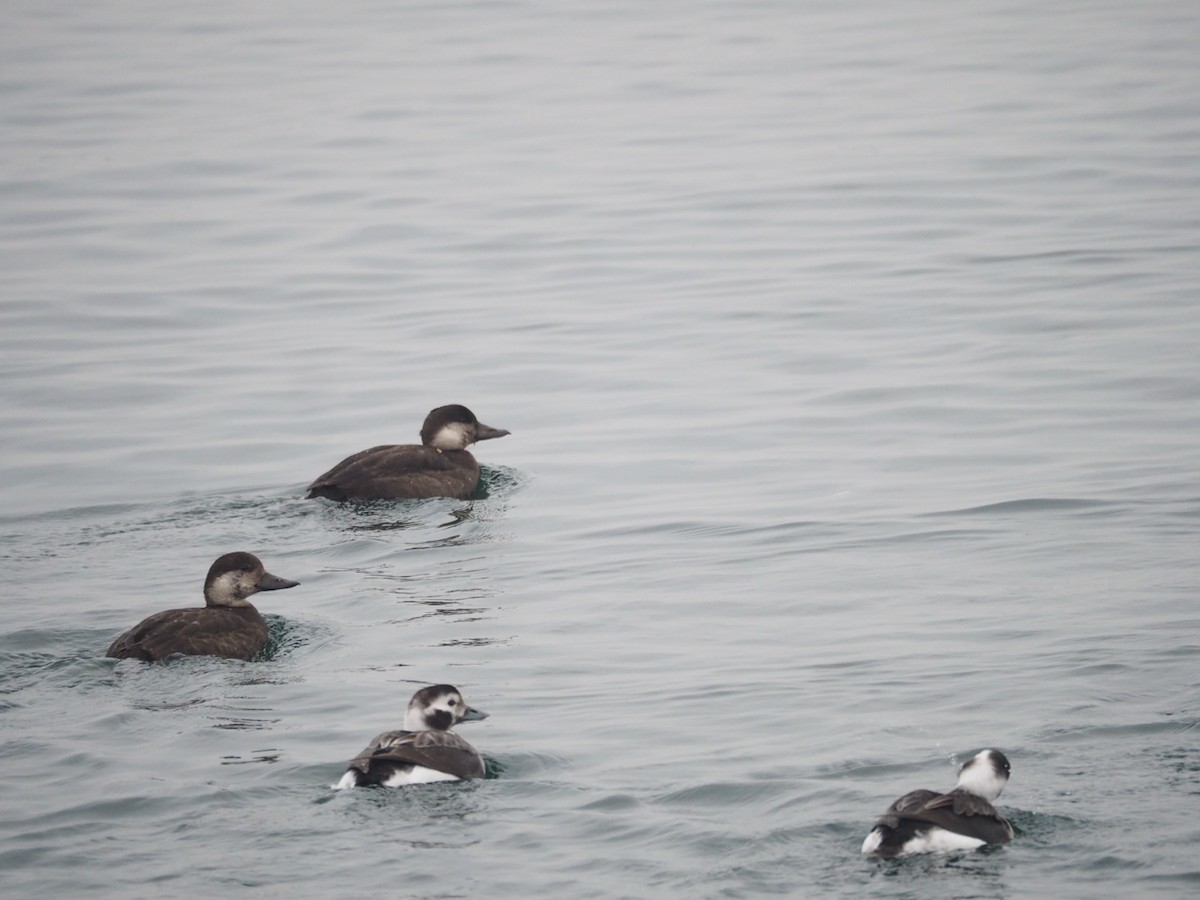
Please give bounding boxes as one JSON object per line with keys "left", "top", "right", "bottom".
{"left": 106, "top": 551, "right": 299, "bottom": 662}
{"left": 306, "top": 404, "right": 509, "bottom": 501}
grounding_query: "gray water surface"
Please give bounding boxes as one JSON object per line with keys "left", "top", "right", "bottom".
{"left": 2, "top": 1, "right": 1199, "bottom": 897}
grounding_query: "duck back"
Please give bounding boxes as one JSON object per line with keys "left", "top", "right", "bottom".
{"left": 106, "top": 605, "right": 269, "bottom": 662}
{"left": 306, "top": 445, "right": 480, "bottom": 501}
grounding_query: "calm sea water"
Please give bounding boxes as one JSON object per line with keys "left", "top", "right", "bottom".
{"left": 3, "top": 1, "right": 1199, "bottom": 897}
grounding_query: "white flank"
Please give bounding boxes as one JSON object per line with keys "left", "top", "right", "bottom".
{"left": 333, "top": 766, "right": 461, "bottom": 789}
{"left": 900, "top": 827, "right": 986, "bottom": 855}
{"left": 860, "top": 829, "right": 884, "bottom": 855}
{"left": 381, "top": 766, "right": 461, "bottom": 787}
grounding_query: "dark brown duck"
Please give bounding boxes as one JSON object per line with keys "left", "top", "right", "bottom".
{"left": 105, "top": 551, "right": 299, "bottom": 662}
{"left": 306, "top": 404, "right": 509, "bottom": 502}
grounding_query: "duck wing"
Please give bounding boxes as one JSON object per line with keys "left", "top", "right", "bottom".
{"left": 892, "top": 788, "right": 1014, "bottom": 843}
{"left": 348, "top": 729, "right": 484, "bottom": 780}
{"left": 306, "top": 445, "right": 477, "bottom": 501}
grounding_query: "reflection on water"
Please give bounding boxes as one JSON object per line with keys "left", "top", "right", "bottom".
{"left": 210, "top": 715, "right": 281, "bottom": 732}
{"left": 221, "top": 750, "right": 283, "bottom": 765}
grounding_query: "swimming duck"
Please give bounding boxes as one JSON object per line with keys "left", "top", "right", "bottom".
{"left": 306, "top": 404, "right": 509, "bottom": 502}
{"left": 335, "top": 684, "right": 488, "bottom": 788}
{"left": 861, "top": 749, "right": 1015, "bottom": 857}
{"left": 105, "top": 551, "right": 299, "bottom": 662}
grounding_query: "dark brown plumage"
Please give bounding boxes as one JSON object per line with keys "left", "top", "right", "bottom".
{"left": 105, "top": 551, "right": 299, "bottom": 662}
{"left": 306, "top": 404, "right": 509, "bottom": 502}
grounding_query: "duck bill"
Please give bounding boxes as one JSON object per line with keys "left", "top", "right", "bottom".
{"left": 258, "top": 571, "right": 300, "bottom": 591}
{"left": 474, "top": 423, "right": 510, "bottom": 442}
{"left": 461, "top": 706, "right": 489, "bottom": 722}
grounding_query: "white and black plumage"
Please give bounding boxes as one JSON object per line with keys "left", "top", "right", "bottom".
{"left": 861, "top": 749, "right": 1015, "bottom": 857}
{"left": 306, "top": 404, "right": 509, "bottom": 502}
{"left": 105, "top": 552, "right": 299, "bottom": 662}
{"left": 335, "top": 684, "right": 489, "bottom": 789}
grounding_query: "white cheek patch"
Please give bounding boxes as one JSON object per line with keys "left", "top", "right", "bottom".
{"left": 861, "top": 830, "right": 884, "bottom": 855}
{"left": 429, "top": 422, "right": 471, "bottom": 450}
{"left": 212, "top": 572, "right": 238, "bottom": 595}
{"left": 211, "top": 569, "right": 260, "bottom": 605}
{"left": 332, "top": 771, "right": 358, "bottom": 790}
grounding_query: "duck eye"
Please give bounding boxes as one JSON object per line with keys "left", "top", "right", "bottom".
{"left": 449, "top": 698, "right": 457, "bottom": 706}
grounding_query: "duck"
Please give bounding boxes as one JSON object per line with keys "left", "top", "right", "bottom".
{"left": 105, "top": 552, "right": 299, "bottom": 662}
{"left": 306, "top": 404, "right": 509, "bottom": 502}
{"left": 861, "top": 749, "right": 1015, "bottom": 857}
{"left": 335, "top": 684, "right": 488, "bottom": 788}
